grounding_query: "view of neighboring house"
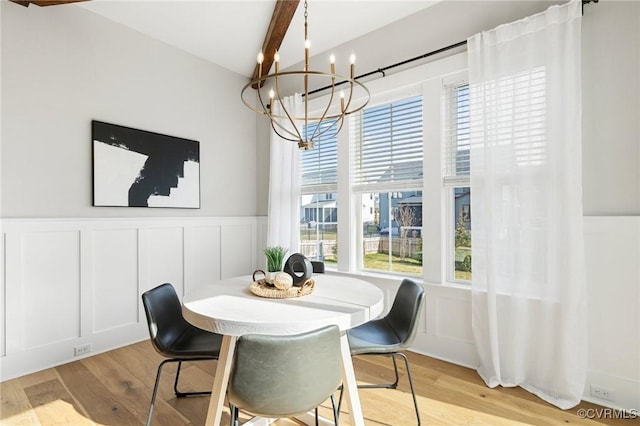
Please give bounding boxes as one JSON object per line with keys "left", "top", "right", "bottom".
{"left": 300, "top": 193, "right": 338, "bottom": 229}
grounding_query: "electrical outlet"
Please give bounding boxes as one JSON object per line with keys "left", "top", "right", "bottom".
{"left": 590, "top": 384, "right": 615, "bottom": 401}
{"left": 74, "top": 344, "right": 92, "bottom": 357}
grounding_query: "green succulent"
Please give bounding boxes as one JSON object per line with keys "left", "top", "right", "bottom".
{"left": 264, "top": 246, "right": 288, "bottom": 272}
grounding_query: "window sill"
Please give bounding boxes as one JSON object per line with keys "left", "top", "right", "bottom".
{"left": 323, "top": 267, "right": 471, "bottom": 291}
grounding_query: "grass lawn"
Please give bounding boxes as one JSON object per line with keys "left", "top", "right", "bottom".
{"left": 455, "top": 270, "right": 472, "bottom": 281}
{"left": 299, "top": 230, "right": 337, "bottom": 241}
{"left": 325, "top": 253, "right": 422, "bottom": 275}
{"left": 364, "top": 252, "right": 422, "bottom": 274}
{"left": 322, "top": 250, "right": 472, "bottom": 281}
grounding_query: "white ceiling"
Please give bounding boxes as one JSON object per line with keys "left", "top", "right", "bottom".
{"left": 76, "top": 0, "right": 441, "bottom": 78}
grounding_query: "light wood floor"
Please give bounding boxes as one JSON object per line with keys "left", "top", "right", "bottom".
{"left": 1, "top": 340, "right": 637, "bottom": 425}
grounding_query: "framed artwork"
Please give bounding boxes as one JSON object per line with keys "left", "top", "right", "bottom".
{"left": 92, "top": 120, "right": 200, "bottom": 208}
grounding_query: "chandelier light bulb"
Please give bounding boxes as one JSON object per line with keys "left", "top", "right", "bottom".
{"left": 329, "top": 54, "right": 335, "bottom": 64}
{"left": 257, "top": 51, "right": 264, "bottom": 65}
{"left": 305, "top": 38, "right": 311, "bottom": 50}
{"left": 349, "top": 53, "right": 356, "bottom": 78}
{"left": 274, "top": 50, "right": 280, "bottom": 73}
{"left": 269, "top": 88, "right": 275, "bottom": 99}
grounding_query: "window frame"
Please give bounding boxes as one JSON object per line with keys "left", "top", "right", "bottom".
{"left": 350, "top": 91, "right": 425, "bottom": 277}
{"left": 443, "top": 75, "right": 472, "bottom": 284}
{"left": 301, "top": 52, "right": 469, "bottom": 285}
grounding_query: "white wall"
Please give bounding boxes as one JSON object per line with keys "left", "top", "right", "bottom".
{"left": 1, "top": 1, "right": 258, "bottom": 218}
{"left": 0, "top": 0, "right": 264, "bottom": 381}
{"left": 582, "top": 0, "right": 640, "bottom": 215}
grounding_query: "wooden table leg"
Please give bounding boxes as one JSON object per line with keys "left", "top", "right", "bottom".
{"left": 205, "top": 335, "right": 237, "bottom": 426}
{"left": 339, "top": 332, "right": 365, "bottom": 426}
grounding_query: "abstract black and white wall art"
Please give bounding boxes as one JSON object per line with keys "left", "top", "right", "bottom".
{"left": 92, "top": 120, "right": 200, "bottom": 208}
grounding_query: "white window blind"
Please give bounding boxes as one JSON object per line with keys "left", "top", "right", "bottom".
{"left": 300, "top": 121, "right": 338, "bottom": 192}
{"left": 468, "top": 67, "right": 547, "bottom": 169}
{"left": 352, "top": 95, "right": 423, "bottom": 192}
{"left": 443, "top": 83, "right": 470, "bottom": 187}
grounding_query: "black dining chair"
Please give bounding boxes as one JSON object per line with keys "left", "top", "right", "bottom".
{"left": 227, "top": 325, "right": 342, "bottom": 426}
{"left": 311, "top": 260, "right": 325, "bottom": 273}
{"left": 339, "top": 278, "right": 425, "bottom": 425}
{"left": 141, "top": 283, "right": 223, "bottom": 426}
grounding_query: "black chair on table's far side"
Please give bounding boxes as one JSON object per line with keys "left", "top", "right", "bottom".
{"left": 341, "top": 278, "right": 425, "bottom": 425}
{"left": 227, "top": 325, "right": 342, "bottom": 426}
{"left": 311, "top": 260, "right": 325, "bottom": 273}
{"left": 141, "top": 283, "right": 223, "bottom": 426}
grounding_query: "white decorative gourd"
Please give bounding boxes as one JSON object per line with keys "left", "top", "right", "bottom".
{"left": 273, "top": 272, "right": 294, "bottom": 290}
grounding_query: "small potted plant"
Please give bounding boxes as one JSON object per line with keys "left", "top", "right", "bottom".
{"left": 263, "top": 246, "right": 288, "bottom": 283}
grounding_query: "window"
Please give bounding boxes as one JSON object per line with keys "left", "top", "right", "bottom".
{"left": 297, "top": 52, "right": 468, "bottom": 282}
{"left": 444, "top": 83, "right": 472, "bottom": 282}
{"left": 299, "top": 121, "right": 338, "bottom": 262}
{"left": 352, "top": 95, "right": 423, "bottom": 275}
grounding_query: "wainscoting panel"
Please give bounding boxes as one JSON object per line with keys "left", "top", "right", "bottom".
{"left": 583, "top": 216, "right": 639, "bottom": 411}
{"left": 2, "top": 215, "right": 636, "bottom": 411}
{"left": 185, "top": 225, "right": 221, "bottom": 291}
{"left": 418, "top": 284, "right": 478, "bottom": 368}
{"left": 435, "top": 294, "right": 473, "bottom": 343}
{"left": 0, "top": 216, "right": 267, "bottom": 381}
{"left": 220, "top": 223, "right": 255, "bottom": 279}
{"left": 146, "top": 227, "right": 184, "bottom": 296}
{"left": 21, "top": 230, "right": 81, "bottom": 350}
{"left": 92, "top": 228, "right": 139, "bottom": 334}
{"left": 0, "top": 233, "right": 4, "bottom": 357}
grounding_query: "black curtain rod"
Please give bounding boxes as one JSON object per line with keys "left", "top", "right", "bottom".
{"left": 306, "top": 40, "right": 467, "bottom": 97}
{"left": 582, "top": 0, "right": 598, "bottom": 14}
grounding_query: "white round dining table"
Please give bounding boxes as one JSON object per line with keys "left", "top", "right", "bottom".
{"left": 182, "top": 273, "right": 384, "bottom": 426}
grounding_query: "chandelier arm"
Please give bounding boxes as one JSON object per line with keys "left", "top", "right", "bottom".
{"left": 304, "top": 73, "right": 308, "bottom": 140}
{"left": 327, "top": 116, "right": 346, "bottom": 138}
{"left": 271, "top": 114, "right": 306, "bottom": 140}
{"left": 270, "top": 119, "right": 302, "bottom": 143}
{"left": 314, "top": 116, "right": 342, "bottom": 139}
{"left": 243, "top": 72, "right": 369, "bottom": 118}
{"left": 273, "top": 73, "right": 305, "bottom": 143}
{"left": 341, "top": 80, "right": 356, "bottom": 114}
{"left": 310, "top": 81, "right": 337, "bottom": 141}
{"left": 255, "top": 81, "right": 304, "bottom": 141}
{"left": 255, "top": 80, "right": 271, "bottom": 116}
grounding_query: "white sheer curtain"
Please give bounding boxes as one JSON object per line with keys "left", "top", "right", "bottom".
{"left": 468, "top": 0, "right": 586, "bottom": 409}
{"left": 266, "top": 94, "right": 302, "bottom": 252}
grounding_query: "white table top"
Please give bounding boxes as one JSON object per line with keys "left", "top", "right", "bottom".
{"left": 183, "top": 274, "right": 384, "bottom": 337}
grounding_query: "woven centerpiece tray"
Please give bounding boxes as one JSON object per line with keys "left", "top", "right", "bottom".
{"left": 250, "top": 276, "right": 315, "bottom": 299}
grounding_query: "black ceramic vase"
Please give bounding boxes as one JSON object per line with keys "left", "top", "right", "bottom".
{"left": 283, "top": 253, "right": 313, "bottom": 287}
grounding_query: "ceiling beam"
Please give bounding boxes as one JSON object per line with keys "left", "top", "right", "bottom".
{"left": 250, "top": 0, "right": 300, "bottom": 87}
{"left": 9, "top": 0, "right": 88, "bottom": 7}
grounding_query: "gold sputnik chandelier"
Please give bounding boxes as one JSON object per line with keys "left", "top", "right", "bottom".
{"left": 240, "top": 0, "right": 370, "bottom": 150}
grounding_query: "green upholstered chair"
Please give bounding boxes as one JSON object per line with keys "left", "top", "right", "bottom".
{"left": 227, "top": 325, "right": 342, "bottom": 425}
